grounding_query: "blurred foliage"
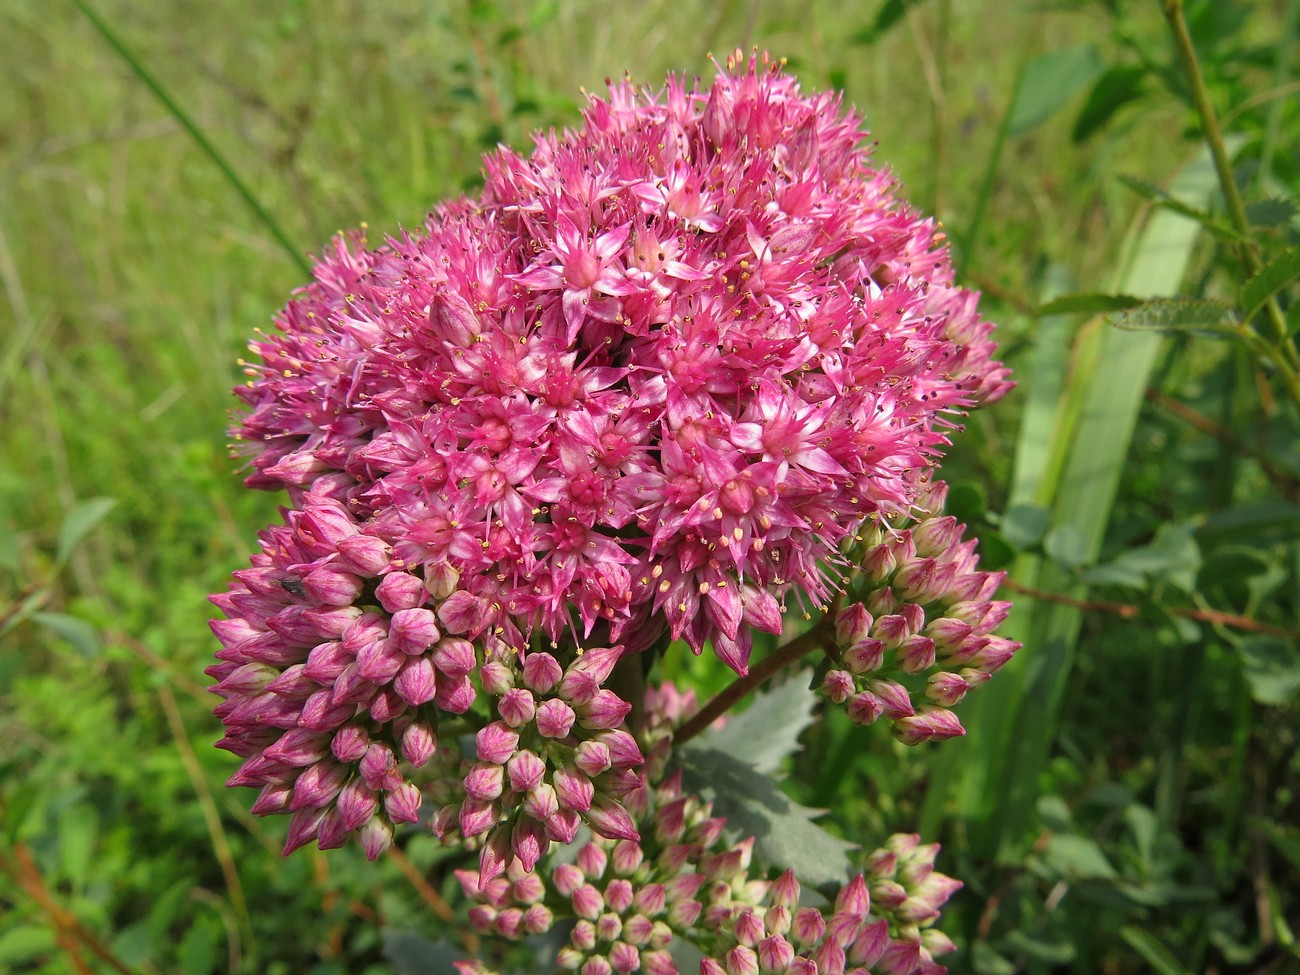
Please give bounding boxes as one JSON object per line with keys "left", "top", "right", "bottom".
{"left": 1, "top": 0, "right": 1298, "bottom": 972}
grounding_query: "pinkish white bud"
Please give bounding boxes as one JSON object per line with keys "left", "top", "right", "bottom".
{"left": 375, "top": 572, "right": 426, "bottom": 613}
{"left": 507, "top": 750, "right": 546, "bottom": 792}
{"left": 360, "top": 816, "right": 393, "bottom": 860}
{"left": 465, "top": 761, "right": 506, "bottom": 801}
{"left": 577, "top": 688, "right": 633, "bottom": 729}
{"left": 393, "top": 656, "right": 438, "bottom": 706}
{"left": 896, "top": 634, "right": 937, "bottom": 674}
{"left": 385, "top": 782, "right": 423, "bottom": 824}
{"left": 536, "top": 698, "right": 577, "bottom": 738}
{"left": 422, "top": 560, "right": 460, "bottom": 600}
{"left": 575, "top": 739, "right": 613, "bottom": 777}
{"left": 822, "top": 669, "right": 855, "bottom": 703}
{"left": 521, "top": 652, "right": 563, "bottom": 694}
{"left": 475, "top": 721, "right": 519, "bottom": 764}
{"left": 924, "top": 671, "right": 971, "bottom": 707}
{"left": 553, "top": 766, "right": 595, "bottom": 813}
{"left": 432, "top": 637, "right": 477, "bottom": 678}
{"left": 867, "top": 678, "right": 915, "bottom": 719}
{"left": 388, "top": 608, "right": 440, "bottom": 654}
{"left": 758, "top": 935, "right": 795, "bottom": 973}
{"left": 479, "top": 660, "right": 515, "bottom": 695}
{"left": 586, "top": 796, "right": 640, "bottom": 842}
{"left": 606, "top": 878, "right": 635, "bottom": 913}
{"left": 572, "top": 883, "right": 604, "bottom": 920}
{"left": 336, "top": 534, "right": 392, "bottom": 575}
{"left": 359, "top": 743, "right": 401, "bottom": 791}
{"left": 522, "top": 783, "right": 560, "bottom": 821}
{"left": 835, "top": 603, "right": 873, "bottom": 647}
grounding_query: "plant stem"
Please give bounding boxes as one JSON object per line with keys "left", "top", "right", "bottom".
{"left": 1161, "top": 0, "right": 1300, "bottom": 389}
{"left": 70, "top": 0, "right": 312, "bottom": 278}
{"left": 675, "top": 616, "right": 836, "bottom": 745}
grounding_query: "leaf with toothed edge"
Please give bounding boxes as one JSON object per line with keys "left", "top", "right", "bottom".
{"left": 690, "top": 668, "right": 817, "bottom": 774}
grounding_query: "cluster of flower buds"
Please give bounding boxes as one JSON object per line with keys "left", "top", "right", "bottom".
{"left": 431, "top": 645, "right": 647, "bottom": 885}
{"left": 821, "top": 482, "right": 1020, "bottom": 743}
{"left": 699, "top": 851, "right": 958, "bottom": 975}
{"left": 207, "top": 497, "right": 478, "bottom": 858}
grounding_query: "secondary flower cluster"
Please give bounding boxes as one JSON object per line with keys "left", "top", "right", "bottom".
{"left": 455, "top": 769, "right": 960, "bottom": 975}
{"left": 821, "top": 481, "right": 1019, "bottom": 742}
{"left": 229, "top": 51, "right": 1010, "bottom": 677}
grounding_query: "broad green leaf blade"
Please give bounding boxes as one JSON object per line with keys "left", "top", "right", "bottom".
{"left": 1240, "top": 245, "right": 1300, "bottom": 324}
{"left": 55, "top": 497, "right": 116, "bottom": 568}
{"left": 1119, "top": 927, "right": 1194, "bottom": 975}
{"left": 1109, "top": 298, "right": 1238, "bottom": 335}
{"left": 923, "top": 145, "right": 1227, "bottom": 859}
{"left": 1008, "top": 45, "right": 1106, "bottom": 135}
{"left": 679, "top": 746, "right": 855, "bottom": 889}
{"left": 1036, "top": 292, "right": 1143, "bottom": 316}
{"left": 689, "top": 670, "right": 814, "bottom": 774}
{"left": 1245, "top": 197, "right": 1298, "bottom": 227}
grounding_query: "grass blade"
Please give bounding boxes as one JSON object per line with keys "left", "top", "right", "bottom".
{"left": 921, "top": 145, "right": 1225, "bottom": 857}
{"left": 69, "top": 0, "right": 311, "bottom": 278}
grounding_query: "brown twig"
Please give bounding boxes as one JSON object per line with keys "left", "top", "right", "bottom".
{"left": 0, "top": 843, "right": 142, "bottom": 975}
{"left": 675, "top": 614, "right": 837, "bottom": 745}
{"left": 111, "top": 630, "right": 211, "bottom": 703}
{"left": 1002, "top": 579, "right": 1300, "bottom": 642}
{"left": 1146, "top": 390, "right": 1300, "bottom": 502}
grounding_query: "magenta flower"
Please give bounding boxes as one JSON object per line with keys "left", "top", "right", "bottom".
{"left": 228, "top": 52, "right": 1009, "bottom": 678}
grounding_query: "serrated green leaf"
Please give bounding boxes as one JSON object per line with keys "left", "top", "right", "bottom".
{"left": 1240, "top": 245, "right": 1300, "bottom": 324}
{"left": 1116, "top": 175, "right": 1242, "bottom": 240}
{"left": 690, "top": 671, "right": 815, "bottom": 774}
{"left": 1036, "top": 292, "right": 1144, "bottom": 316}
{"left": 1109, "top": 298, "right": 1238, "bottom": 335}
{"left": 1008, "top": 45, "right": 1106, "bottom": 135}
{"left": 0, "top": 926, "right": 56, "bottom": 965}
{"left": 679, "top": 747, "right": 855, "bottom": 889}
{"left": 1238, "top": 637, "right": 1300, "bottom": 706}
{"left": 55, "top": 497, "right": 116, "bottom": 568}
{"left": 1042, "top": 834, "right": 1117, "bottom": 880}
{"left": 1120, "top": 927, "right": 1193, "bottom": 975}
{"left": 32, "top": 612, "right": 100, "bottom": 658}
{"left": 382, "top": 931, "right": 461, "bottom": 975}
{"left": 1245, "top": 197, "right": 1298, "bottom": 227}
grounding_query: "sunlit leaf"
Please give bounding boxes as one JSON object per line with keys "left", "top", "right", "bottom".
{"left": 690, "top": 670, "right": 815, "bottom": 774}
{"left": 1109, "top": 298, "right": 1238, "bottom": 336}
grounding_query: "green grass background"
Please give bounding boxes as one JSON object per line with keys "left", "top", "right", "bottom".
{"left": 2, "top": 1, "right": 1297, "bottom": 973}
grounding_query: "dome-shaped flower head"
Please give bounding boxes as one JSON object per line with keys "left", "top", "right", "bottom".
{"left": 229, "top": 49, "right": 1011, "bottom": 679}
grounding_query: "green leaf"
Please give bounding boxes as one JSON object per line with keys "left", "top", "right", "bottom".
{"left": 1120, "top": 926, "right": 1193, "bottom": 975}
{"left": 689, "top": 671, "right": 815, "bottom": 775}
{"left": 679, "top": 747, "right": 855, "bottom": 889}
{"left": 1036, "top": 292, "right": 1143, "bottom": 316}
{"left": 1237, "top": 636, "right": 1300, "bottom": 706}
{"left": 1072, "top": 64, "right": 1148, "bottom": 142}
{"left": 56, "top": 802, "right": 98, "bottom": 888}
{"left": 1124, "top": 804, "right": 1157, "bottom": 869}
{"left": 855, "top": 0, "right": 924, "bottom": 43}
{"left": 177, "top": 918, "right": 219, "bottom": 975}
{"left": 55, "top": 497, "right": 116, "bottom": 568}
{"left": 382, "top": 931, "right": 461, "bottom": 975}
{"left": 998, "top": 506, "right": 1050, "bottom": 553}
{"left": 0, "top": 926, "right": 56, "bottom": 965}
{"left": 1109, "top": 298, "right": 1238, "bottom": 335}
{"left": 1042, "top": 834, "right": 1117, "bottom": 880}
{"left": 1245, "top": 197, "right": 1298, "bottom": 227}
{"left": 1240, "top": 245, "right": 1300, "bottom": 324}
{"left": 1043, "top": 523, "right": 1087, "bottom": 568}
{"left": 1002, "top": 931, "right": 1076, "bottom": 965}
{"left": 1116, "top": 175, "right": 1241, "bottom": 240}
{"left": 970, "top": 941, "right": 1016, "bottom": 975}
{"left": 1008, "top": 45, "right": 1106, "bottom": 135}
{"left": 0, "top": 522, "right": 18, "bottom": 572}
{"left": 32, "top": 612, "right": 101, "bottom": 658}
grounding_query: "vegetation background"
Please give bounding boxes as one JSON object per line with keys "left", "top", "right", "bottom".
{"left": 1, "top": 0, "right": 1297, "bottom": 973}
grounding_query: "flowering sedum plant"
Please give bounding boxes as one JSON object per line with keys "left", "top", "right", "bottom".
{"left": 208, "top": 51, "right": 1017, "bottom": 975}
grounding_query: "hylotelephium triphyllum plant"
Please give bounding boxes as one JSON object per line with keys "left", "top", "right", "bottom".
{"left": 207, "top": 50, "right": 1017, "bottom": 975}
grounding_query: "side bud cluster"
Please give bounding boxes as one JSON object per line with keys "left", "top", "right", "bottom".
{"left": 822, "top": 482, "right": 1019, "bottom": 743}
{"left": 431, "top": 646, "right": 645, "bottom": 886}
{"left": 207, "top": 497, "right": 478, "bottom": 858}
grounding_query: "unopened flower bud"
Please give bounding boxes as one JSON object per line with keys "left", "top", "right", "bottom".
{"left": 476, "top": 722, "right": 519, "bottom": 764}
{"left": 822, "top": 669, "right": 854, "bottom": 703}
{"left": 375, "top": 572, "right": 426, "bottom": 613}
{"left": 536, "top": 698, "right": 577, "bottom": 738}
{"left": 521, "top": 652, "right": 563, "bottom": 694}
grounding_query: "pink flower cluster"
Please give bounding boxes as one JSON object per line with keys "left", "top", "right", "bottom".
{"left": 455, "top": 755, "right": 961, "bottom": 975}
{"left": 820, "top": 482, "right": 1020, "bottom": 741}
{"left": 229, "top": 51, "right": 1010, "bottom": 676}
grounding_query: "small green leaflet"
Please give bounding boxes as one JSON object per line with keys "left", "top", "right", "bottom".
{"left": 1239, "top": 245, "right": 1300, "bottom": 326}
{"left": 1116, "top": 175, "right": 1242, "bottom": 242}
{"left": 1035, "top": 292, "right": 1143, "bottom": 316}
{"left": 1008, "top": 45, "right": 1105, "bottom": 136}
{"left": 55, "top": 497, "right": 117, "bottom": 568}
{"left": 1108, "top": 298, "right": 1238, "bottom": 336}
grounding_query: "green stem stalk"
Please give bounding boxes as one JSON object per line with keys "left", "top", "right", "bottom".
{"left": 71, "top": 0, "right": 312, "bottom": 278}
{"left": 1161, "top": 0, "right": 1300, "bottom": 397}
